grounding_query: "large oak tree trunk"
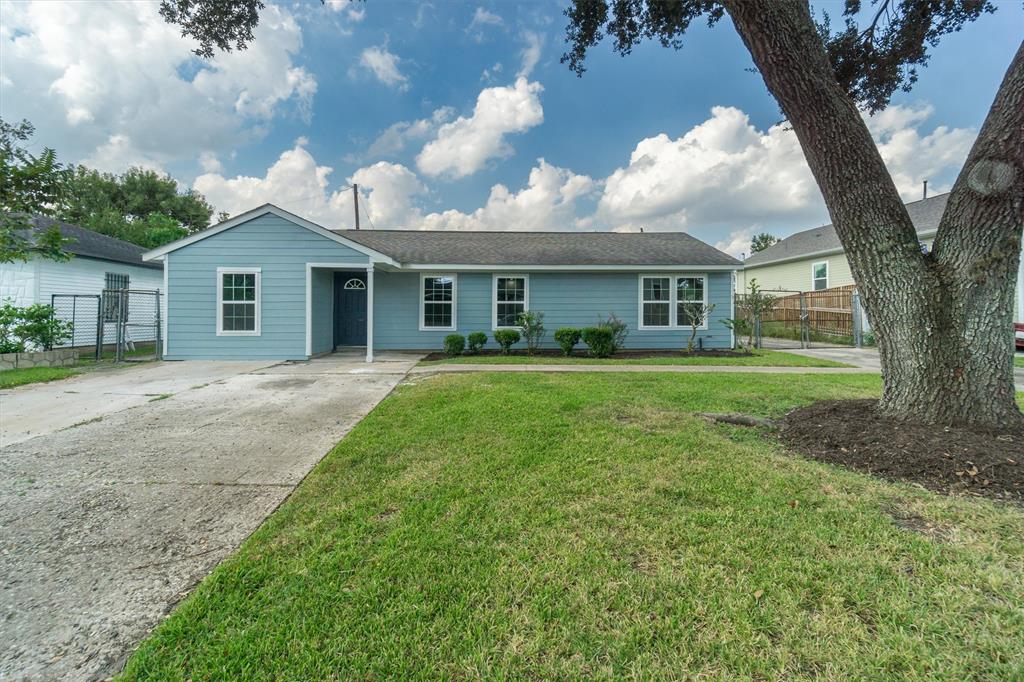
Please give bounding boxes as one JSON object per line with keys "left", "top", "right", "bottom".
{"left": 723, "top": 1, "right": 1023, "bottom": 429}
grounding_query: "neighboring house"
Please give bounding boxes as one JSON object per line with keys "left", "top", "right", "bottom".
{"left": 738, "top": 193, "right": 1024, "bottom": 322}
{"left": 143, "top": 205, "right": 741, "bottom": 361}
{"left": 1, "top": 217, "right": 164, "bottom": 307}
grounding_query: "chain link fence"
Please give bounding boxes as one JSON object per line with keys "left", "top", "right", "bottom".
{"left": 735, "top": 285, "right": 868, "bottom": 350}
{"left": 50, "top": 289, "right": 162, "bottom": 361}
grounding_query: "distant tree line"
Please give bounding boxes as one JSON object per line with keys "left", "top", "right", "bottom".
{"left": 1, "top": 117, "right": 219, "bottom": 262}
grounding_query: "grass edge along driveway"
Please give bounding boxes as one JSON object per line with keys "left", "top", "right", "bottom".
{"left": 0, "top": 366, "right": 77, "bottom": 389}
{"left": 120, "top": 372, "right": 1024, "bottom": 680}
{"left": 420, "top": 348, "right": 848, "bottom": 367}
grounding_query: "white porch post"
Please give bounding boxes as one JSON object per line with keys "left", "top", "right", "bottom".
{"left": 365, "top": 264, "right": 374, "bottom": 363}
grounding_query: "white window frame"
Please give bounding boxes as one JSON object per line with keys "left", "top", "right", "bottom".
{"left": 811, "top": 261, "right": 829, "bottom": 291}
{"left": 216, "top": 267, "right": 261, "bottom": 336}
{"left": 637, "top": 273, "right": 709, "bottom": 330}
{"left": 419, "top": 273, "right": 457, "bottom": 332}
{"left": 492, "top": 274, "right": 529, "bottom": 330}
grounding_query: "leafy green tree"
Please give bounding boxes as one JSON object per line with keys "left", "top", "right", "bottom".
{"left": 0, "top": 119, "right": 72, "bottom": 262}
{"left": 59, "top": 166, "right": 213, "bottom": 248}
{"left": 749, "top": 233, "right": 778, "bottom": 253}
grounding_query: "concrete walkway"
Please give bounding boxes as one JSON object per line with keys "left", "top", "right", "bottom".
{"left": 410, "top": 363, "right": 876, "bottom": 375}
{"left": 0, "top": 351, "right": 422, "bottom": 681}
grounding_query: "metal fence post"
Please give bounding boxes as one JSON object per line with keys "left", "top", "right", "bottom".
{"left": 799, "top": 292, "right": 809, "bottom": 349}
{"left": 852, "top": 290, "right": 863, "bottom": 348}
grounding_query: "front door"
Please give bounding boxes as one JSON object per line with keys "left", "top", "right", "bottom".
{"left": 334, "top": 273, "right": 367, "bottom": 347}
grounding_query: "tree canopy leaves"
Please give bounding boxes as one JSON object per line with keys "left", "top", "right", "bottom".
{"left": 562, "top": 0, "right": 994, "bottom": 113}
{"left": 0, "top": 119, "right": 72, "bottom": 263}
{"left": 749, "top": 232, "right": 779, "bottom": 253}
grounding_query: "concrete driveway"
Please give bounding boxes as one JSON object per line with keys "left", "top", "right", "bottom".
{"left": 0, "top": 352, "right": 421, "bottom": 681}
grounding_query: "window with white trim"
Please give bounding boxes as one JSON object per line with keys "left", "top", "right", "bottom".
{"left": 421, "top": 274, "right": 455, "bottom": 330}
{"left": 641, "top": 276, "right": 671, "bottom": 327}
{"left": 343, "top": 278, "right": 366, "bottom": 290}
{"left": 217, "top": 269, "right": 260, "bottom": 335}
{"left": 676, "top": 276, "right": 706, "bottom": 327}
{"left": 812, "top": 261, "right": 829, "bottom": 291}
{"left": 494, "top": 275, "right": 527, "bottom": 328}
{"left": 639, "top": 273, "right": 708, "bottom": 329}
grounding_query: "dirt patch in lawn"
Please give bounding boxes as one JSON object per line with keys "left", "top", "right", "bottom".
{"left": 779, "top": 399, "right": 1024, "bottom": 503}
{"left": 421, "top": 349, "right": 753, "bottom": 361}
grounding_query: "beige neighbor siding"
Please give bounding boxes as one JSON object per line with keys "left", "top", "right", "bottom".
{"left": 739, "top": 236, "right": 1024, "bottom": 322}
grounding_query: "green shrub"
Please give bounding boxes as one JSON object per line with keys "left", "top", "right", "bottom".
{"left": 0, "top": 301, "right": 72, "bottom": 352}
{"left": 581, "top": 326, "right": 614, "bottom": 358}
{"left": 553, "top": 327, "right": 581, "bottom": 356}
{"left": 599, "top": 313, "right": 628, "bottom": 352}
{"left": 443, "top": 334, "right": 465, "bottom": 357}
{"left": 493, "top": 329, "right": 521, "bottom": 354}
{"left": 516, "top": 310, "right": 546, "bottom": 355}
{"left": 467, "top": 332, "right": 488, "bottom": 354}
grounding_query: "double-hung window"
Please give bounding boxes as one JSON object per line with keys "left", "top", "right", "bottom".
{"left": 493, "top": 275, "right": 528, "bottom": 328}
{"left": 217, "top": 268, "right": 260, "bottom": 335}
{"left": 420, "top": 274, "right": 456, "bottom": 331}
{"left": 812, "top": 261, "right": 829, "bottom": 291}
{"left": 676, "top": 276, "right": 706, "bottom": 327}
{"left": 639, "top": 274, "right": 708, "bottom": 329}
{"left": 641, "top": 276, "right": 671, "bottom": 327}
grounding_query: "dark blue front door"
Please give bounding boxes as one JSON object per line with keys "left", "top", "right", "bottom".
{"left": 334, "top": 273, "right": 367, "bottom": 346}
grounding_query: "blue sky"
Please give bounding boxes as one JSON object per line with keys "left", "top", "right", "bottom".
{"left": 2, "top": 0, "right": 1021, "bottom": 255}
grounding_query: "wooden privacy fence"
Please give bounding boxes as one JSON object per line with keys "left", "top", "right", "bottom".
{"left": 760, "top": 284, "right": 856, "bottom": 338}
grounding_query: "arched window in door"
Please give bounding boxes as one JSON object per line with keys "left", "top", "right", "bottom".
{"left": 344, "top": 278, "right": 366, "bottom": 290}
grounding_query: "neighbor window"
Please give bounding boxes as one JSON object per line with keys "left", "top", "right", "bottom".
{"left": 493, "top": 275, "right": 527, "bottom": 328}
{"left": 676, "top": 276, "right": 707, "bottom": 327}
{"left": 812, "top": 261, "right": 829, "bottom": 291}
{"left": 217, "top": 268, "right": 260, "bottom": 335}
{"left": 103, "top": 272, "right": 129, "bottom": 322}
{"left": 421, "top": 274, "right": 456, "bottom": 331}
{"left": 641, "top": 276, "right": 671, "bottom": 327}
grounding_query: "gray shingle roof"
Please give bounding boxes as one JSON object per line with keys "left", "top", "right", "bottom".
{"left": 26, "top": 216, "right": 162, "bottom": 270}
{"left": 337, "top": 229, "right": 741, "bottom": 267}
{"left": 744, "top": 193, "right": 949, "bottom": 267}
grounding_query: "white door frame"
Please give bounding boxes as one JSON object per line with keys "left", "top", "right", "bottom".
{"left": 305, "top": 262, "right": 376, "bottom": 362}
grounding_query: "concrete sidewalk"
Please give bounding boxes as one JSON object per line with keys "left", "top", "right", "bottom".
{"left": 410, "top": 363, "right": 877, "bottom": 375}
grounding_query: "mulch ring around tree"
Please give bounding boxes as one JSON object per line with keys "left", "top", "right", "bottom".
{"left": 421, "top": 349, "right": 751, "bottom": 361}
{"left": 778, "top": 399, "right": 1024, "bottom": 504}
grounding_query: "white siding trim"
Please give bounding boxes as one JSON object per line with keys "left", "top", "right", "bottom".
{"left": 403, "top": 263, "right": 739, "bottom": 272}
{"left": 163, "top": 254, "right": 169, "bottom": 357}
{"left": 492, "top": 273, "right": 529, "bottom": 330}
{"left": 216, "top": 267, "right": 261, "bottom": 337}
{"left": 419, "top": 273, "right": 458, "bottom": 332}
{"left": 144, "top": 204, "right": 397, "bottom": 265}
{"left": 366, "top": 266, "right": 374, "bottom": 363}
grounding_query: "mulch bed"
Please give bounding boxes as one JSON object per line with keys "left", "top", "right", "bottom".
{"left": 421, "top": 349, "right": 752, "bottom": 361}
{"left": 778, "top": 399, "right": 1024, "bottom": 503}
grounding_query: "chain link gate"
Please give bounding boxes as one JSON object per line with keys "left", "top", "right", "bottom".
{"left": 50, "top": 294, "right": 103, "bottom": 359}
{"left": 736, "top": 285, "right": 866, "bottom": 350}
{"left": 101, "top": 288, "right": 163, "bottom": 362}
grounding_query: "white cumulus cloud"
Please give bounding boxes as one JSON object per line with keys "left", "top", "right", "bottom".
{"left": 1, "top": 1, "right": 316, "bottom": 172}
{"left": 416, "top": 77, "right": 544, "bottom": 179}
{"left": 357, "top": 45, "right": 409, "bottom": 91}
{"left": 361, "top": 107, "right": 455, "bottom": 160}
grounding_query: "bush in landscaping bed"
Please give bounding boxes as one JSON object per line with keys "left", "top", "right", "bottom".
{"left": 443, "top": 334, "right": 465, "bottom": 357}
{"left": 554, "top": 327, "right": 581, "bottom": 356}
{"left": 599, "top": 313, "right": 629, "bottom": 352}
{"left": 467, "top": 332, "right": 488, "bottom": 354}
{"left": 493, "top": 329, "right": 521, "bottom": 354}
{"left": 581, "top": 326, "right": 614, "bottom": 358}
{"left": 517, "top": 310, "right": 546, "bottom": 355}
{"left": 0, "top": 302, "right": 72, "bottom": 353}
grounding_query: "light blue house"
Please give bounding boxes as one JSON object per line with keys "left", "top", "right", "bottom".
{"left": 143, "top": 205, "right": 741, "bottom": 361}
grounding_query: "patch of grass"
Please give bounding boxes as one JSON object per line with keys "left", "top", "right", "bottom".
{"left": 0, "top": 366, "right": 77, "bottom": 389}
{"left": 420, "top": 348, "right": 848, "bottom": 367}
{"left": 148, "top": 393, "right": 171, "bottom": 402}
{"left": 122, "top": 372, "right": 1024, "bottom": 680}
{"left": 1014, "top": 354, "right": 1023, "bottom": 368}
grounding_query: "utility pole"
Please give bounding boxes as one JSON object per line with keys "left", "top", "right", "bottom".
{"left": 353, "top": 183, "right": 360, "bottom": 230}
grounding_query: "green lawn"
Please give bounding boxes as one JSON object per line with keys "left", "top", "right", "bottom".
{"left": 421, "top": 348, "right": 848, "bottom": 367}
{"left": 1015, "top": 354, "right": 1023, "bottom": 368}
{"left": 122, "top": 372, "right": 1024, "bottom": 680}
{"left": 0, "top": 366, "right": 77, "bottom": 389}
